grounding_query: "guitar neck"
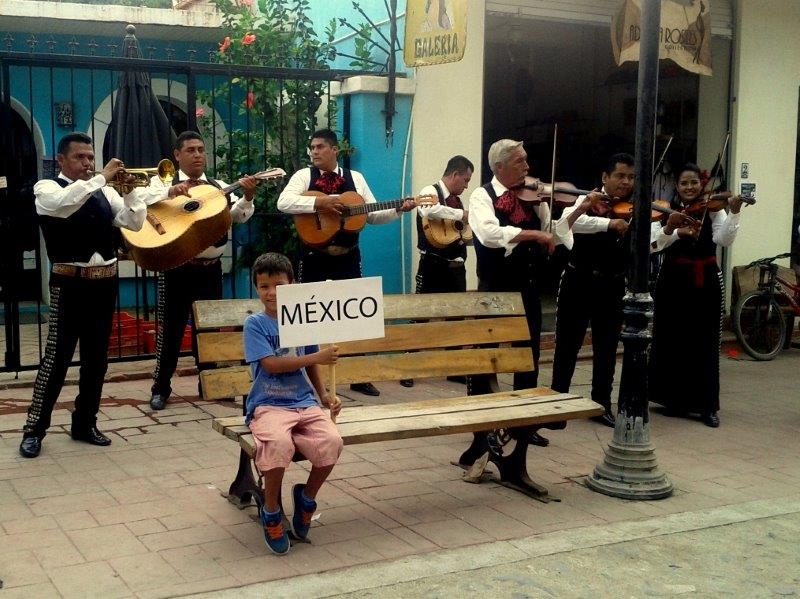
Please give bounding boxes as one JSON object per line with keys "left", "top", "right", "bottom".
{"left": 220, "top": 181, "right": 241, "bottom": 196}
{"left": 347, "top": 199, "right": 406, "bottom": 216}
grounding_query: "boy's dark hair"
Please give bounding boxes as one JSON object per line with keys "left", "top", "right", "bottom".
{"left": 675, "top": 162, "right": 702, "bottom": 181}
{"left": 57, "top": 133, "right": 93, "bottom": 156}
{"left": 443, "top": 155, "right": 474, "bottom": 177}
{"left": 310, "top": 128, "right": 338, "bottom": 147}
{"left": 251, "top": 252, "right": 294, "bottom": 285}
{"left": 175, "top": 130, "right": 204, "bottom": 151}
{"left": 605, "top": 152, "right": 635, "bottom": 176}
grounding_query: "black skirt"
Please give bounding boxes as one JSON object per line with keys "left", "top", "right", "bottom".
{"left": 649, "top": 256, "right": 723, "bottom": 414}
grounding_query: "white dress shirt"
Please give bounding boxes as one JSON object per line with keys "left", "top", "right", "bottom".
{"left": 652, "top": 208, "right": 740, "bottom": 251}
{"left": 149, "top": 170, "right": 255, "bottom": 260}
{"left": 468, "top": 176, "right": 573, "bottom": 256}
{"left": 34, "top": 172, "right": 167, "bottom": 267}
{"left": 277, "top": 166, "right": 399, "bottom": 225}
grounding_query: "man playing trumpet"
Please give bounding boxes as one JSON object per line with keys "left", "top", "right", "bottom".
{"left": 19, "top": 132, "right": 174, "bottom": 458}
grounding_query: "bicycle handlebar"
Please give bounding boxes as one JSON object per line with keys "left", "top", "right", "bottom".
{"left": 745, "top": 252, "right": 793, "bottom": 269}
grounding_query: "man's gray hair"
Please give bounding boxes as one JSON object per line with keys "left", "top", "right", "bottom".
{"left": 487, "top": 139, "right": 523, "bottom": 174}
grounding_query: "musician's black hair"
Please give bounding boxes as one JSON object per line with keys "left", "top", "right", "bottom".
{"left": 57, "top": 133, "right": 93, "bottom": 155}
{"left": 175, "top": 130, "right": 204, "bottom": 151}
{"left": 310, "top": 128, "right": 338, "bottom": 147}
{"left": 252, "top": 252, "right": 294, "bottom": 285}
{"left": 605, "top": 152, "right": 635, "bottom": 175}
{"left": 443, "top": 155, "right": 474, "bottom": 176}
{"left": 675, "top": 163, "right": 702, "bottom": 180}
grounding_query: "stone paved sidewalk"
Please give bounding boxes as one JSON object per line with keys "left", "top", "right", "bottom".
{"left": 1, "top": 350, "right": 799, "bottom": 598}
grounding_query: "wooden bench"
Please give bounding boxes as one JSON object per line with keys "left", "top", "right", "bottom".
{"left": 194, "top": 291, "right": 602, "bottom": 508}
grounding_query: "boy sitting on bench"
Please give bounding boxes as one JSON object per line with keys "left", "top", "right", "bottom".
{"left": 243, "top": 252, "right": 343, "bottom": 555}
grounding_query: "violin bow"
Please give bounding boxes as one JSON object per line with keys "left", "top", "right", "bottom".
{"left": 652, "top": 135, "right": 674, "bottom": 187}
{"left": 697, "top": 131, "right": 731, "bottom": 228}
{"left": 548, "top": 123, "right": 558, "bottom": 233}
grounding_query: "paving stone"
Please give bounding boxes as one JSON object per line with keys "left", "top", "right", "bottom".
{"left": 68, "top": 523, "right": 149, "bottom": 561}
{"left": 108, "top": 552, "right": 182, "bottom": 592}
{"left": 32, "top": 540, "right": 86, "bottom": 569}
{"left": 0, "top": 549, "right": 49, "bottom": 588}
{"left": 138, "top": 523, "right": 232, "bottom": 551}
{"left": 126, "top": 518, "right": 168, "bottom": 536}
{"left": 159, "top": 544, "right": 231, "bottom": 581}
{"left": 50, "top": 560, "right": 132, "bottom": 599}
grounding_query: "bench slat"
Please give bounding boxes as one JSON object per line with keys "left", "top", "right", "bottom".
{"left": 200, "top": 347, "right": 535, "bottom": 400}
{"left": 213, "top": 387, "right": 563, "bottom": 437}
{"left": 193, "top": 292, "right": 524, "bottom": 330}
{"left": 233, "top": 395, "right": 602, "bottom": 456}
{"left": 198, "top": 316, "right": 531, "bottom": 363}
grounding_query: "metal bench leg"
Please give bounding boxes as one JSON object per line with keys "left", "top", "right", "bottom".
{"left": 224, "top": 448, "right": 262, "bottom": 509}
{"left": 488, "top": 428, "right": 555, "bottom": 503}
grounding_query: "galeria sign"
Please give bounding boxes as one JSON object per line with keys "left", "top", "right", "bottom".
{"left": 277, "top": 276, "right": 385, "bottom": 348}
{"left": 404, "top": 0, "right": 467, "bottom": 67}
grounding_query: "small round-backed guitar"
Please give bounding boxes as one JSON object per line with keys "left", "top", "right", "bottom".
{"left": 294, "top": 191, "right": 438, "bottom": 248}
{"left": 421, "top": 215, "right": 473, "bottom": 249}
{"left": 122, "top": 168, "right": 285, "bottom": 271}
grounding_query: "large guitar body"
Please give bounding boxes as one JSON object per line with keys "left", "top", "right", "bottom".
{"left": 293, "top": 191, "right": 367, "bottom": 248}
{"left": 122, "top": 184, "right": 231, "bottom": 271}
{"left": 421, "top": 216, "right": 473, "bottom": 249}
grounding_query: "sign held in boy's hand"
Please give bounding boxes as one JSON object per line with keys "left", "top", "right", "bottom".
{"left": 276, "top": 276, "right": 385, "bottom": 348}
{"left": 277, "top": 277, "right": 385, "bottom": 424}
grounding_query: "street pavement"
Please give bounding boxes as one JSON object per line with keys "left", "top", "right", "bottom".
{"left": 1, "top": 347, "right": 799, "bottom": 598}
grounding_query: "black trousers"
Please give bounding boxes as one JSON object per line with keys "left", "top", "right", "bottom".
{"left": 415, "top": 253, "right": 467, "bottom": 293}
{"left": 152, "top": 261, "right": 223, "bottom": 395}
{"left": 469, "top": 280, "right": 542, "bottom": 394}
{"left": 298, "top": 246, "right": 361, "bottom": 283}
{"left": 551, "top": 266, "right": 625, "bottom": 410}
{"left": 24, "top": 273, "right": 117, "bottom": 439}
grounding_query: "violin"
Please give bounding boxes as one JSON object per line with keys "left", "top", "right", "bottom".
{"left": 681, "top": 192, "right": 756, "bottom": 217}
{"left": 514, "top": 176, "right": 585, "bottom": 206}
{"left": 607, "top": 199, "right": 689, "bottom": 223}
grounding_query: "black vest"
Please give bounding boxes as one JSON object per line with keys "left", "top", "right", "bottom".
{"left": 473, "top": 182, "right": 542, "bottom": 291}
{"left": 39, "top": 178, "right": 116, "bottom": 264}
{"left": 307, "top": 166, "right": 359, "bottom": 248}
{"left": 570, "top": 227, "right": 629, "bottom": 277}
{"left": 415, "top": 183, "right": 468, "bottom": 261}
{"left": 663, "top": 207, "right": 717, "bottom": 261}
{"left": 173, "top": 175, "right": 228, "bottom": 248}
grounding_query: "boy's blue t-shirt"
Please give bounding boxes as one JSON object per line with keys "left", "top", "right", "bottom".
{"left": 243, "top": 311, "right": 319, "bottom": 423}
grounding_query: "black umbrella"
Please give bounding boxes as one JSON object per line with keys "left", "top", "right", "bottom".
{"left": 104, "top": 24, "right": 175, "bottom": 168}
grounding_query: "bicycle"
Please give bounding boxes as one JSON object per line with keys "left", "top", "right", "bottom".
{"left": 733, "top": 252, "right": 800, "bottom": 360}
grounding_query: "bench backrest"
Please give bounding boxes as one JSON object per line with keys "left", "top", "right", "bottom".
{"left": 193, "top": 291, "right": 532, "bottom": 401}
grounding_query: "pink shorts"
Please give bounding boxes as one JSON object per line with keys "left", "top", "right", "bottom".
{"left": 249, "top": 405, "right": 343, "bottom": 471}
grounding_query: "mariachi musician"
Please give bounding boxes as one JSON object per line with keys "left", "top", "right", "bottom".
{"left": 147, "top": 130, "right": 258, "bottom": 411}
{"left": 277, "top": 128, "right": 415, "bottom": 397}
{"left": 20, "top": 133, "right": 169, "bottom": 458}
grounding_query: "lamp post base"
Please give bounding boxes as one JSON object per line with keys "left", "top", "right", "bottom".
{"left": 587, "top": 415, "right": 673, "bottom": 500}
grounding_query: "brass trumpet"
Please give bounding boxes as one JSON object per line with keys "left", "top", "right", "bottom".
{"left": 96, "top": 159, "right": 176, "bottom": 194}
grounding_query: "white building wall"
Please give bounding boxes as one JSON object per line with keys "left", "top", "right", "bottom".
{"left": 410, "top": 1, "right": 486, "bottom": 291}
{"left": 729, "top": 0, "right": 800, "bottom": 271}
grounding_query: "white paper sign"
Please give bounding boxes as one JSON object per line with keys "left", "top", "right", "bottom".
{"left": 276, "top": 276, "right": 385, "bottom": 348}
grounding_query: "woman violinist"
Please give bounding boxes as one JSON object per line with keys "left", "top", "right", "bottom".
{"left": 649, "top": 163, "right": 749, "bottom": 428}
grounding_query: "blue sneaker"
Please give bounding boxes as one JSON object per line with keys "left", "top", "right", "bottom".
{"left": 291, "top": 484, "right": 317, "bottom": 540}
{"left": 259, "top": 506, "right": 290, "bottom": 555}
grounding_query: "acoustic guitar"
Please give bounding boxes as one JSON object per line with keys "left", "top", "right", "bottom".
{"left": 421, "top": 215, "right": 473, "bottom": 249}
{"left": 294, "top": 191, "right": 437, "bottom": 248}
{"left": 122, "top": 168, "right": 285, "bottom": 272}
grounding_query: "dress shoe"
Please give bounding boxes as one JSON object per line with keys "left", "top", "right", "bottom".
{"left": 350, "top": 382, "right": 380, "bottom": 397}
{"left": 529, "top": 431, "right": 549, "bottom": 447}
{"left": 71, "top": 427, "right": 112, "bottom": 446}
{"left": 592, "top": 410, "right": 616, "bottom": 428}
{"left": 702, "top": 412, "right": 720, "bottom": 428}
{"left": 399, "top": 379, "right": 414, "bottom": 388}
{"left": 150, "top": 388, "right": 171, "bottom": 411}
{"left": 19, "top": 436, "right": 42, "bottom": 458}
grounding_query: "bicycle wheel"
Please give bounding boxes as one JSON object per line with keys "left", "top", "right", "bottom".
{"left": 733, "top": 291, "right": 786, "bottom": 360}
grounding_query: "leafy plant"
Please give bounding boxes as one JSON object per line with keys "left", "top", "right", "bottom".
{"left": 196, "top": 0, "right": 342, "bottom": 266}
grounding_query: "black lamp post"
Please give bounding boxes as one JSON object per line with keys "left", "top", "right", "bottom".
{"left": 587, "top": 0, "right": 673, "bottom": 500}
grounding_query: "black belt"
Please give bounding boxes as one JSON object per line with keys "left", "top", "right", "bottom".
{"left": 51, "top": 263, "right": 117, "bottom": 279}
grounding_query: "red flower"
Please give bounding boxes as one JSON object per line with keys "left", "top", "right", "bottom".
{"left": 219, "top": 37, "right": 232, "bottom": 54}
{"left": 241, "top": 33, "right": 256, "bottom": 46}
{"left": 245, "top": 90, "right": 255, "bottom": 109}
{"left": 195, "top": 107, "right": 205, "bottom": 118}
